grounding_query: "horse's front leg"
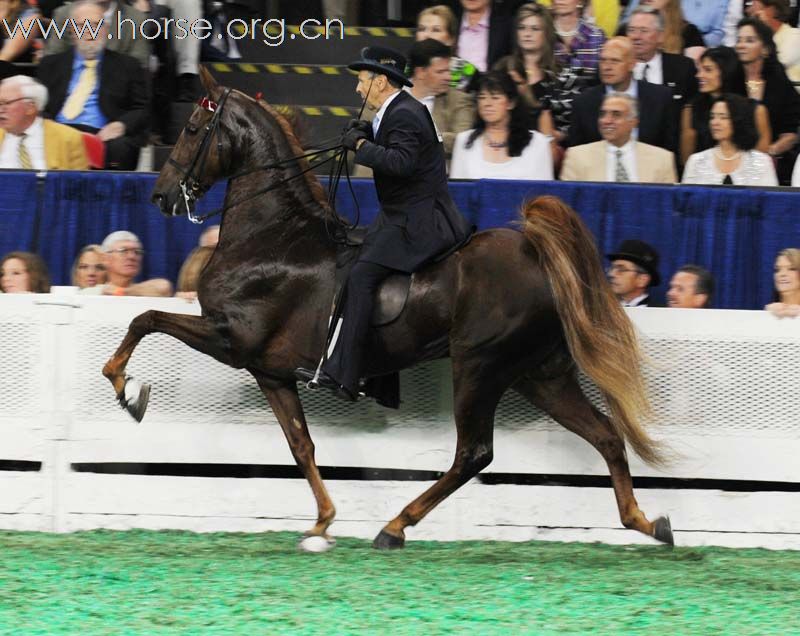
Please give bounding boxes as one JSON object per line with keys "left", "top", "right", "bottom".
{"left": 102, "top": 310, "right": 239, "bottom": 421}
{"left": 253, "top": 375, "right": 337, "bottom": 552}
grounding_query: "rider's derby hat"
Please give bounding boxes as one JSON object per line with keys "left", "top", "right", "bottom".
{"left": 606, "top": 239, "right": 661, "bottom": 286}
{"left": 348, "top": 46, "right": 413, "bottom": 87}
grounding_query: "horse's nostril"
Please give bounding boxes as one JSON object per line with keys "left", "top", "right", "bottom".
{"left": 151, "top": 193, "right": 164, "bottom": 206}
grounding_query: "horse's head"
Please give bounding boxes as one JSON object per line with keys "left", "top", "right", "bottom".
{"left": 152, "top": 67, "right": 236, "bottom": 218}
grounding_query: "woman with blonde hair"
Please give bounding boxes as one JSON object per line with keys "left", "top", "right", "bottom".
{"left": 766, "top": 248, "right": 800, "bottom": 318}
{"left": 0, "top": 251, "right": 49, "bottom": 293}
{"left": 71, "top": 244, "right": 107, "bottom": 290}
{"left": 416, "top": 4, "right": 477, "bottom": 89}
{"left": 176, "top": 246, "right": 214, "bottom": 301}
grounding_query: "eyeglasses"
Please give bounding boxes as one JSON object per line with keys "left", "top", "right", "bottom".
{"left": 607, "top": 264, "right": 645, "bottom": 275}
{"left": 108, "top": 247, "right": 144, "bottom": 257}
{"left": 77, "top": 264, "right": 106, "bottom": 271}
{"left": 0, "top": 97, "right": 33, "bottom": 109}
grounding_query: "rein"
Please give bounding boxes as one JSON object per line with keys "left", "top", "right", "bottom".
{"left": 168, "top": 85, "right": 374, "bottom": 239}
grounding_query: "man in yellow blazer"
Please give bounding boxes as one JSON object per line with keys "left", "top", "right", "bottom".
{"left": 560, "top": 92, "right": 676, "bottom": 183}
{"left": 0, "top": 75, "right": 89, "bottom": 170}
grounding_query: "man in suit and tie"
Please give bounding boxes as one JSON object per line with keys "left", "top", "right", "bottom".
{"left": 628, "top": 7, "right": 698, "bottom": 121}
{"left": 295, "top": 46, "right": 473, "bottom": 401}
{"left": 44, "top": 0, "right": 150, "bottom": 70}
{"left": 407, "top": 39, "right": 475, "bottom": 159}
{"left": 0, "top": 75, "right": 89, "bottom": 170}
{"left": 560, "top": 92, "right": 676, "bottom": 183}
{"left": 605, "top": 239, "right": 662, "bottom": 308}
{"left": 568, "top": 36, "right": 677, "bottom": 152}
{"left": 37, "top": 0, "right": 149, "bottom": 170}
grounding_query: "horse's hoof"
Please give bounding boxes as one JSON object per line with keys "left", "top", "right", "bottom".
{"left": 373, "top": 529, "right": 405, "bottom": 550}
{"left": 653, "top": 516, "right": 674, "bottom": 546}
{"left": 298, "top": 535, "right": 336, "bottom": 553}
{"left": 121, "top": 378, "right": 151, "bottom": 423}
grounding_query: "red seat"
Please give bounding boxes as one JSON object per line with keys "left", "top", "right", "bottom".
{"left": 81, "top": 132, "right": 105, "bottom": 169}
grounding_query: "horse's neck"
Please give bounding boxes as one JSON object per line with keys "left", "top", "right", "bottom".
{"left": 219, "top": 167, "right": 334, "bottom": 256}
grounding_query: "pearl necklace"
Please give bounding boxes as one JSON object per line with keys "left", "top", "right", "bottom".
{"left": 713, "top": 148, "right": 742, "bottom": 161}
{"left": 556, "top": 26, "right": 579, "bottom": 38}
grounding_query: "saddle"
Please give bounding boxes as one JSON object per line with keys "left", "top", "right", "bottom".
{"left": 338, "top": 226, "right": 411, "bottom": 327}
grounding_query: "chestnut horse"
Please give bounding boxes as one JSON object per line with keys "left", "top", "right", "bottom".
{"left": 103, "top": 68, "right": 674, "bottom": 549}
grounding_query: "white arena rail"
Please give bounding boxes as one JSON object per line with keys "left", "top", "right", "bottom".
{"left": 0, "top": 293, "right": 798, "bottom": 549}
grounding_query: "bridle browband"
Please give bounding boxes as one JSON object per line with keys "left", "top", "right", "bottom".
{"left": 166, "top": 88, "right": 346, "bottom": 225}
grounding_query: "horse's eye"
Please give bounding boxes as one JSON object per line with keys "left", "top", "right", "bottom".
{"left": 185, "top": 124, "right": 199, "bottom": 135}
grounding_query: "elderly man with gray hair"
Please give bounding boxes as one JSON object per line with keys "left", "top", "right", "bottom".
{"left": 79, "top": 231, "right": 172, "bottom": 296}
{"left": 561, "top": 92, "right": 676, "bottom": 183}
{"left": 0, "top": 75, "right": 89, "bottom": 170}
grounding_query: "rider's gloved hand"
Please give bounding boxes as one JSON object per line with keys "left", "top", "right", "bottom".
{"left": 342, "top": 127, "right": 369, "bottom": 151}
{"left": 345, "top": 118, "right": 372, "bottom": 136}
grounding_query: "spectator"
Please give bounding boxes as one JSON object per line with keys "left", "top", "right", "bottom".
{"left": 45, "top": 0, "right": 150, "bottom": 70}
{"left": 605, "top": 239, "right": 662, "bottom": 306}
{"left": 416, "top": 5, "right": 478, "bottom": 89}
{"left": 493, "top": 3, "right": 569, "bottom": 145}
{"left": 682, "top": 93, "right": 778, "bottom": 184}
{"left": 681, "top": 0, "right": 730, "bottom": 47}
{"left": 553, "top": 0, "right": 607, "bottom": 84}
{"left": 568, "top": 36, "right": 677, "bottom": 152}
{"left": 537, "top": 0, "right": 622, "bottom": 38}
{"left": 71, "top": 244, "right": 107, "bottom": 289}
{"left": 454, "top": 0, "right": 516, "bottom": 73}
{"left": 199, "top": 224, "right": 220, "bottom": 248}
{"left": 0, "top": 75, "right": 89, "bottom": 170}
{"left": 98, "top": 231, "right": 172, "bottom": 297}
{"left": 407, "top": 39, "right": 476, "bottom": 159}
{"left": 561, "top": 92, "right": 677, "bottom": 182}
{"left": 628, "top": 6, "right": 699, "bottom": 119}
{"left": 450, "top": 70, "right": 554, "bottom": 179}
{"left": 150, "top": 0, "right": 203, "bottom": 101}
{"left": 620, "top": 0, "right": 706, "bottom": 60}
{"left": 765, "top": 247, "right": 800, "bottom": 317}
{"left": 750, "top": 0, "right": 800, "bottom": 91}
{"left": 0, "top": 251, "right": 50, "bottom": 293}
{"left": 0, "top": 0, "right": 40, "bottom": 63}
{"left": 38, "top": 0, "right": 150, "bottom": 171}
{"left": 735, "top": 16, "right": 800, "bottom": 180}
{"left": 667, "top": 264, "right": 714, "bottom": 308}
{"left": 176, "top": 245, "right": 214, "bottom": 301}
{"left": 680, "top": 46, "right": 771, "bottom": 165}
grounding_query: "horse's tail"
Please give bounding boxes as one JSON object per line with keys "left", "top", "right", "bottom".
{"left": 519, "top": 195, "right": 666, "bottom": 467}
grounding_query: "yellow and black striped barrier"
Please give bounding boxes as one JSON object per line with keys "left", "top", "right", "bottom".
{"left": 273, "top": 104, "right": 359, "bottom": 117}
{"left": 238, "top": 24, "right": 414, "bottom": 38}
{"left": 209, "top": 62, "right": 355, "bottom": 75}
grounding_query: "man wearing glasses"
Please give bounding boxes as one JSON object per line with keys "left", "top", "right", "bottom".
{"left": 90, "top": 231, "right": 172, "bottom": 297}
{"left": 0, "top": 75, "right": 89, "bottom": 170}
{"left": 605, "top": 239, "right": 661, "bottom": 307}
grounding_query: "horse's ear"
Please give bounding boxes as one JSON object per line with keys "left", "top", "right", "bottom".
{"left": 199, "top": 66, "right": 220, "bottom": 96}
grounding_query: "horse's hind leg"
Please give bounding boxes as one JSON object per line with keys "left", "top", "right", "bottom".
{"left": 374, "top": 356, "right": 506, "bottom": 549}
{"left": 252, "top": 374, "right": 336, "bottom": 547}
{"left": 514, "top": 373, "right": 673, "bottom": 545}
{"left": 103, "top": 310, "right": 240, "bottom": 422}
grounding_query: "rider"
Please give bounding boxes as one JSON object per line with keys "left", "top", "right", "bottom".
{"left": 295, "top": 46, "right": 473, "bottom": 401}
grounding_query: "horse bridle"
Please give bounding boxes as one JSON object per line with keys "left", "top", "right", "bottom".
{"left": 166, "top": 88, "right": 234, "bottom": 224}
{"left": 166, "top": 88, "right": 350, "bottom": 225}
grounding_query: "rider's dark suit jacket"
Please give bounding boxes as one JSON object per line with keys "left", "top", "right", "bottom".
{"left": 353, "top": 90, "right": 473, "bottom": 273}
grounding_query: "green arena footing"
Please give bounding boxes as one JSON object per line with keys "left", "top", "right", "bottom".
{"left": 0, "top": 530, "right": 798, "bottom": 635}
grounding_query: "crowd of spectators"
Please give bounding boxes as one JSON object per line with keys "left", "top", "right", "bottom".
{"left": 0, "top": 0, "right": 798, "bottom": 313}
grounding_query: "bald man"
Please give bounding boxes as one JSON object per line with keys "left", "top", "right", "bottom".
{"left": 567, "top": 36, "right": 677, "bottom": 153}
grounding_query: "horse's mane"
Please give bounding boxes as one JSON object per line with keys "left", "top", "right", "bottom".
{"left": 250, "top": 95, "right": 332, "bottom": 213}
